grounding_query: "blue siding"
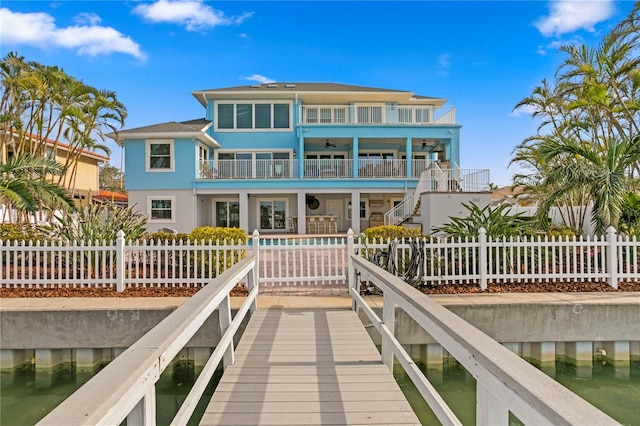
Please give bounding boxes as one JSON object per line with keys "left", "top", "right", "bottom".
{"left": 125, "top": 138, "right": 198, "bottom": 190}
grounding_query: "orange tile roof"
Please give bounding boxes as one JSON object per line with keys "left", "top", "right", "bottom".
{"left": 2, "top": 129, "right": 111, "bottom": 161}
{"left": 95, "top": 189, "right": 128, "bottom": 203}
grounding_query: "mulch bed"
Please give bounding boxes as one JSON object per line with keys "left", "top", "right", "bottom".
{"left": 1, "top": 281, "right": 638, "bottom": 298}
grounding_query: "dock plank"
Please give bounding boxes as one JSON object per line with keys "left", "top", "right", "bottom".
{"left": 199, "top": 309, "right": 420, "bottom": 425}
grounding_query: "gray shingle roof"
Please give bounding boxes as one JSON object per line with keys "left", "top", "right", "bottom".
{"left": 196, "top": 82, "right": 409, "bottom": 93}
{"left": 116, "top": 118, "right": 210, "bottom": 135}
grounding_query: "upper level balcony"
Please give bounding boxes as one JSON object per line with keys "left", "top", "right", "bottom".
{"left": 198, "top": 159, "right": 434, "bottom": 180}
{"left": 298, "top": 104, "right": 456, "bottom": 125}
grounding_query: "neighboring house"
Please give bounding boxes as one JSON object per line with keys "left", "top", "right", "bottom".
{"left": 93, "top": 189, "right": 129, "bottom": 207}
{"left": 109, "top": 82, "right": 489, "bottom": 234}
{"left": 1, "top": 130, "right": 109, "bottom": 208}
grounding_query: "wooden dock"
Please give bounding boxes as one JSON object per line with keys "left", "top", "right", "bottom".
{"left": 200, "top": 309, "right": 420, "bottom": 425}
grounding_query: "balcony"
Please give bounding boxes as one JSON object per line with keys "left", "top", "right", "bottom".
{"left": 299, "top": 104, "right": 456, "bottom": 125}
{"left": 198, "top": 159, "right": 441, "bottom": 180}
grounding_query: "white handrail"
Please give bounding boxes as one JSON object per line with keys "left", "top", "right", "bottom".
{"left": 37, "top": 255, "right": 258, "bottom": 426}
{"left": 348, "top": 253, "right": 619, "bottom": 426}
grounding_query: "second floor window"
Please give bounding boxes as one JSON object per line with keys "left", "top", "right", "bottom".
{"left": 147, "top": 140, "right": 173, "bottom": 171}
{"left": 216, "top": 102, "right": 291, "bottom": 131}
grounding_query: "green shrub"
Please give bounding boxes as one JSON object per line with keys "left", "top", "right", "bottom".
{"left": 361, "top": 225, "right": 423, "bottom": 241}
{"left": 546, "top": 227, "right": 580, "bottom": 239}
{"left": 431, "top": 202, "right": 538, "bottom": 238}
{"left": 144, "top": 231, "right": 190, "bottom": 243}
{"left": 188, "top": 227, "right": 247, "bottom": 277}
{"left": 39, "top": 204, "right": 147, "bottom": 242}
{"left": 0, "top": 223, "right": 46, "bottom": 242}
{"left": 189, "top": 227, "right": 247, "bottom": 244}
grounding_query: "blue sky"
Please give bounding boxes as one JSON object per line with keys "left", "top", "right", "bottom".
{"left": 1, "top": 0, "right": 635, "bottom": 186}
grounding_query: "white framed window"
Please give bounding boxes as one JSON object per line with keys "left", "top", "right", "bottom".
{"left": 148, "top": 196, "right": 175, "bottom": 222}
{"left": 146, "top": 139, "right": 174, "bottom": 172}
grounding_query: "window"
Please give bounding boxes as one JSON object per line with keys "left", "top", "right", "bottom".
{"left": 255, "top": 104, "right": 271, "bottom": 129}
{"left": 218, "top": 104, "right": 234, "bottom": 129}
{"left": 215, "top": 102, "right": 292, "bottom": 131}
{"left": 347, "top": 201, "right": 367, "bottom": 219}
{"left": 148, "top": 197, "right": 175, "bottom": 222}
{"left": 146, "top": 140, "right": 173, "bottom": 171}
{"left": 236, "top": 104, "right": 252, "bottom": 129}
{"left": 274, "top": 104, "right": 290, "bottom": 128}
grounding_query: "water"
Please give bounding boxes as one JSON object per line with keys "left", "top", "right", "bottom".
{"left": 0, "top": 359, "right": 222, "bottom": 426}
{"left": 394, "top": 360, "right": 640, "bottom": 425}
{"left": 2, "top": 356, "right": 638, "bottom": 425}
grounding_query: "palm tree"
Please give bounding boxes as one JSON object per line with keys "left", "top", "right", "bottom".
{"left": 0, "top": 154, "right": 75, "bottom": 222}
{"left": 537, "top": 135, "right": 640, "bottom": 234}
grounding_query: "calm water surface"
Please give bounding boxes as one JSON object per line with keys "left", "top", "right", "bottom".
{"left": 2, "top": 357, "right": 638, "bottom": 425}
{"left": 395, "top": 360, "right": 640, "bottom": 425}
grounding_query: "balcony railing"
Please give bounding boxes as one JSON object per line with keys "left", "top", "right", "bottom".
{"left": 199, "top": 159, "right": 442, "bottom": 180}
{"left": 299, "top": 104, "right": 456, "bottom": 125}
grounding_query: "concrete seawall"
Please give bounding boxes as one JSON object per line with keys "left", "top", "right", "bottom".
{"left": 1, "top": 293, "right": 639, "bottom": 371}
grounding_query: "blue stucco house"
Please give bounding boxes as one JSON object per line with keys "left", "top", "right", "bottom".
{"left": 110, "top": 82, "right": 489, "bottom": 235}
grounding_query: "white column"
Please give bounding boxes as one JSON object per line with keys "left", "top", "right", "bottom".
{"left": 239, "top": 192, "right": 249, "bottom": 232}
{"left": 351, "top": 191, "right": 360, "bottom": 234}
{"left": 297, "top": 192, "right": 306, "bottom": 234}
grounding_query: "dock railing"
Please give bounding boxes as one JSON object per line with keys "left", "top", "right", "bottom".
{"left": 37, "top": 254, "right": 259, "bottom": 426}
{"left": 348, "top": 252, "right": 619, "bottom": 426}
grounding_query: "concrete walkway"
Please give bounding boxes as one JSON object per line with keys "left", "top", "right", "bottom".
{"left": 2, "top": 291, "right": 638, "bottom": 311}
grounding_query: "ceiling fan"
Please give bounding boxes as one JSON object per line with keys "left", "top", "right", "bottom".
{"left": 324, "top": 140, "right": 336, "bottom": 149}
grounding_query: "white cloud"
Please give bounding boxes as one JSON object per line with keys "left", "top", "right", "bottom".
{"left": 535, "top": 0, "right": 615, "bottom": 37}
{"left": 0, "top": 8, "right": 145, "bottom": 59}
{"left": 536, "top": 36, "right": 584, "bottom": 55}
{"left": 243, "top": 74, "right": 275, "bottom": 84}
{"left": 437, "top": 53, "right": 451, "bottom": 68}
{"left": 74, "top": 12, "right": 101, "bottom": 26}
{"left": 509, "top": 104, "right": 538, "bottom": 117}
{"left": 133, "top": 0, "right": 253, "bottom": 32}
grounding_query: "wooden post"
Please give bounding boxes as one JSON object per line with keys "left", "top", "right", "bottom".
{"left": 477, "top": 381, "right": 508, "bottom": 426}
{"left": 126, "top": 387, "right": 156, "bottom": 426}
{"left": 382, "top": 294, "right": 395, "bottom": 370}
{"left": 219, "top": 295, "right": 234, "bottom": 369}
{"left": 347, "top": 228, "right": 356, "bottom": 310}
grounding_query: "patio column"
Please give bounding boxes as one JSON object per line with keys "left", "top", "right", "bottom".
{"left": 298, "top": 135, "right": 305, "bottom": 179}
{"left": 350, "top": 191, "right": 360, "bottom": 234}
{"left": 352, "top": 137, "right": 359, "bottom": 178}
{"left": 405, "top": 137, "right": 412, "bottom": 177}
{"left": 239, "top": 192, "right": 249, "bottom": 232}
{"left": 297, "top": 192, "right": 306, "bottom": 234}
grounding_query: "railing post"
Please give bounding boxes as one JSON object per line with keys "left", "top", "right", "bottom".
{"left": 347, "top": 229, "right": 355, "bottom": 310}
{"left": 116, "top": 230, "right": 125, "bottom": 293}
{"left": 249, "top": 229, "right": 260, "bottom": 312}
{"left": 476, "top": 382, "right": 508, "bottom": 426}
{"left": 478, "top": 227, "right": 487, "bottom": 291}
{"left": 126, "top": 387, "right": 156, "bottom": 426}
{"left": 606, "top": 226, "right": 618, "bottom": 289}
{"left": 219, "top": 295, "right": 235, "bottom": 369}
{"left": 382, "top": 294, "right": 396, "bottom": 370}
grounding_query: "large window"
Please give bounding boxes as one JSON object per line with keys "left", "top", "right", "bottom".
{"left": 215, "top": 102, "right": 291, "bottom": 131}
{"left": 148, "top": 197, "right": 175, "bottom": 222}
{"left": 146, "top": 140, "right": 173, "bottom": 171}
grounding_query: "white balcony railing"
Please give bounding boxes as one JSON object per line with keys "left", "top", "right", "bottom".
{"left": 299, "top": 104, "right": 456, "bottom": 125}
{"left": 197, "top": 159, "right": 474, "bottom": 181}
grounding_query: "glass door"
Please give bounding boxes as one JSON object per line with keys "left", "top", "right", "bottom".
{"left": 259, "top": 200, "right": 286, "bottom": 231}
{"left": 215, "top": 201, "right": 240, "bottom": 227}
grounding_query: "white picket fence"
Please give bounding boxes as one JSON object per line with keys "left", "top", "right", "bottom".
{"left": 1, "top": 228, "right": 638, "bottom": 290}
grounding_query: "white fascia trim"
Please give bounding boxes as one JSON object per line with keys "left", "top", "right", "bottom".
{"left": 113, "top": 131, "right": 219, "bottom": 147}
